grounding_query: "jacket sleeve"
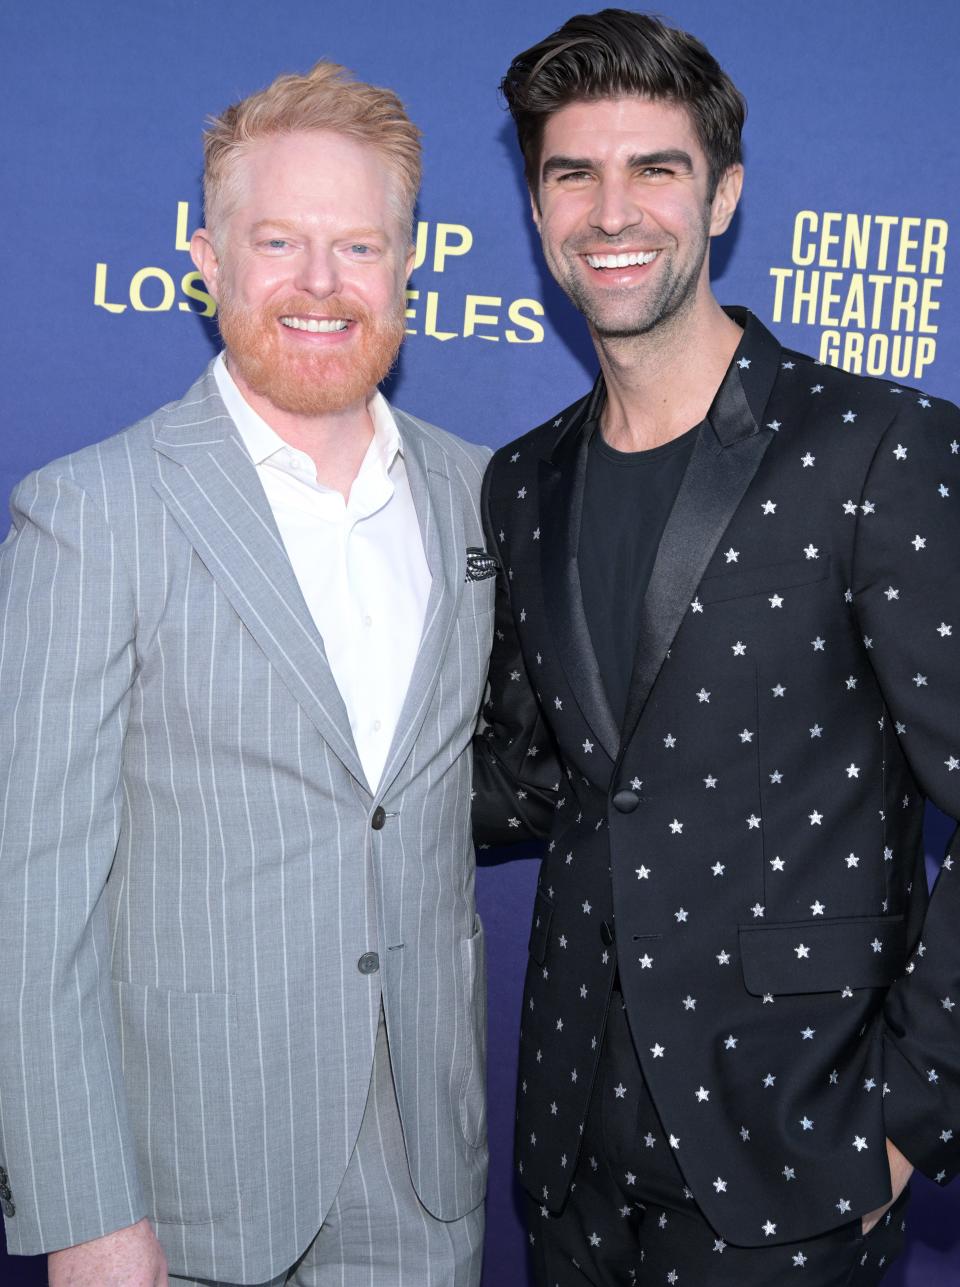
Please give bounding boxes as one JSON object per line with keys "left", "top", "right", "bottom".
{"left": 0, "top": 468, "right": 145, "bottom": 1254}
{"left": 850, "top": 393, "right": 960, "bottom": 1184}
{"left": 472, "top": 459, "right": 561, "bottom": 845}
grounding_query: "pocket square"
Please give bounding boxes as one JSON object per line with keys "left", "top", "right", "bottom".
{"left": 465, "top": 547, "right": 499, "bottom": 582}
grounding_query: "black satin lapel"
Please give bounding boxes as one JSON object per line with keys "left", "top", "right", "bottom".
{"left": 539, "top": 435, "right": 620, "bottom": 761}
{"left": 619, "top": 415, "right": 774, "bottom": 751}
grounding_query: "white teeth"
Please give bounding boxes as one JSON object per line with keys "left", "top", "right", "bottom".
{"left": 585, "top": 250, "right": 659, "bottom": 269}
{"left": 280, "top": 316, "right": 349, "bottom": 332}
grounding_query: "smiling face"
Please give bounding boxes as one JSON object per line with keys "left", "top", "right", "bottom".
{"left": 192, "top": 129, "right": 414, "bottom": 419}
{"left": 533, "top": 97, "right": 741, "bottom": 341}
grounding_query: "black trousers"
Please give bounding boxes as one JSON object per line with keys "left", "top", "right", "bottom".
{"left": 526, "top": 995, "right": 907, "bottom": 1287}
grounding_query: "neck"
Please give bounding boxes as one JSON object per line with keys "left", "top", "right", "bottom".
{"left": 227, "top": 355, "right": 375, "bottom": 500}
{"left": 593, "top": 295, "right": 742, "bottom": 453}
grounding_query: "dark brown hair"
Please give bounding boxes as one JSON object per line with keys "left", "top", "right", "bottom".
{"left": 501, "top": 9, "right": 746, "bottom": 201}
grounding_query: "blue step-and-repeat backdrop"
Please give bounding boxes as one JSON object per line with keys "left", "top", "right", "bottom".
{"left": 2, "top": 2, "right": 958, "bottom": 1283}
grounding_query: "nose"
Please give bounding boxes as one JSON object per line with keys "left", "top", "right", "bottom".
{"left": 294, "top": 244, "right": 340, "bottom": 300}
{"left": 589, "top": 174, "right": 642, "bottom": 238}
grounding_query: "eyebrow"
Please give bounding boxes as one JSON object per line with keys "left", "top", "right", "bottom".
{"left": 541, "top": 149, "right": 694, "bottom": 181}
{"left": 248, "top": 220, "right": 388, "bottom": 240}
{"left": 249, "top": 219, "right": 302, "bottom": 235}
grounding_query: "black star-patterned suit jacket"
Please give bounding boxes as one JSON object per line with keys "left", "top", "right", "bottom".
{"left": 473, "top": 309, "right": 960, "bottom": 1249}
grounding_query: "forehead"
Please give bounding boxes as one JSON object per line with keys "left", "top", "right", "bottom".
{"left": 540, "top": 97, "right": 704, "bottom": 165}
{"left": 227, "top": 129, "right": 399, "bottom": 227}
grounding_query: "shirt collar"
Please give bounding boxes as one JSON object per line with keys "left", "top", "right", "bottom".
{"left": 213, "top": 351, "right": 402, "bottom": 476}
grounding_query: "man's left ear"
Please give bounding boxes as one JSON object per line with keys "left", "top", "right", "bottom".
{"left": 710, "top": 164, "right": 744, "bottom": 237}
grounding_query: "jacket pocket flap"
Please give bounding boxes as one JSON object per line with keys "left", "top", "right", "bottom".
{"left": 739, "top": 914, "right": 905, "bottom": 996}
{"left": 528, "top": 888, "right": 554, "bottom": 965}
{"left": 698, "top": 557, "right": 830, "bottom": 605}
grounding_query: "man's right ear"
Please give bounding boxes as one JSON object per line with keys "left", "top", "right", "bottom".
{"left": 190, "top": 229, "right": 220, "bottom": 295}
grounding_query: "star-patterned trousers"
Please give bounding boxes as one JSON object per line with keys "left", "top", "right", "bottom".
{"left": 525, "top": 995, "right": 907, "bottom": 1286}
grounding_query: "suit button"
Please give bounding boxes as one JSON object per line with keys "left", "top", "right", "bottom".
{"left": 600, "top": 920, "right": 615, "bottom": 946}
{"left": 358, "top": 952, "right": 380, "bottom": 975}
{"left": 0, "top": 1167, "right": 6, "bottom": 1184}
{"left": 612, "top": 789, "right": 640, "bottom": 813}
{"left": 2, "top": 1197, "right": 14, "bottom": 1218}
{"left": 371, "top": 806, "right": 387, "bottom": 830}
{"left": 0, "top": 1182, "right": 10, "bottom": 1201}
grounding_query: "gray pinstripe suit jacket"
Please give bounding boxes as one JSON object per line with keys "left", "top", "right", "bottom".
{"left": 0, "top": 364, "right": 492, "bottom": 1282}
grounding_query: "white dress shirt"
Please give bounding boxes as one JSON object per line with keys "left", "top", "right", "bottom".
{"left": 214, "top": 353, "right": 431, "bottom": 789}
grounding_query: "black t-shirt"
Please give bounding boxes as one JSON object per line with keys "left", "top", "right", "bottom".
{"left": 579, "top": 423, "right": 699, "bottom": 727}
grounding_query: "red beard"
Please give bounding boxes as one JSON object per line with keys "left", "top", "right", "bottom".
{"left": 216, "top": 290, "right": 405, "bottom": 417}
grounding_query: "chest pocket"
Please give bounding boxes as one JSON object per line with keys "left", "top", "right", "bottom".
{"left": 697, "top": 556, "right": 831, "bottom": 605}
{"left": 459, "top": 575, "right": 496, "bottom": 619}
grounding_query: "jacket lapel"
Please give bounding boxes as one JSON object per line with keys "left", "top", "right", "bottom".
{"left": 539, "top": 384, "right": 621, "bottom": 762}
{"left": 375, "top": 409, "right": 463, "bottom": 799}
{"left": 151, "top": 366, "right": 368, "bottom": 787}
{"left": 618, "top": 314, "right": 781, "bottom": 751}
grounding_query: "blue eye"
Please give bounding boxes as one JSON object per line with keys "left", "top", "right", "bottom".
{"left": 267, "top": 239, "right": 287, "bottom": 249}
{"left": 351, "top": 244, "right": 370, "bottom": 254}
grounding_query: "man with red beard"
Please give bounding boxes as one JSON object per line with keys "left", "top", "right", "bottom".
{"left": 0, "top": 63, "right": 491, "bottom": 1287}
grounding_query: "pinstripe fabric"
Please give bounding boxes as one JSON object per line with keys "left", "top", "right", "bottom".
{"left": 173, "top": 1012, "right": 484, "bottom": 1287}
{"left": 0, "top": 363, "right": 491, "bottom": 1283}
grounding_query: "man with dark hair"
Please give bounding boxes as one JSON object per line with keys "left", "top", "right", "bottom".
{"left": 474, "top": 9, "right": 960, "bottom": 1284}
